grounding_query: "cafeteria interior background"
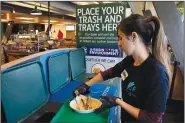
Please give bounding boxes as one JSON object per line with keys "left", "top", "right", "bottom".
{"left": 1, "top": 1, "right": 184, "bottom": 123}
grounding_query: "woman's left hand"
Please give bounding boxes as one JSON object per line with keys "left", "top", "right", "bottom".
{"left": 94, "top": 96, "right": 120, "bottom": 113}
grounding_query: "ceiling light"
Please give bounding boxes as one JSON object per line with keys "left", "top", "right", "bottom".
{"left": 1, "top": 19, "right": 8, "bottom": 22}
{"left": 16, "top": 17, "right": 34, "bottom": 20}
{"left": 66, "top": 14, "right": 76, "bottom": 17}
{"left": 63, "top": 22, "right": 73, "bottom": 24}
{"left": 72, "top": 2, "right": 89, "bottom": 5}
{"left": 41, "top": 23, "right": 48, "bottom": 25}
{"left": 103, "top": 2, "right": 114, "bottom": 4}
{"left": 56, "top": 24, "right": 65, "bottom": 25}
{"left": 30, "top": 6, "right": 42, "bottom": 16}
{"left": 93, "top": 2, "right": 99, "bottom": 4}
{"left": 43, "top": 20, "right": 58, "bottom": 23}
{"left": 21, "top": 21, "right": 35, "bottom": 23}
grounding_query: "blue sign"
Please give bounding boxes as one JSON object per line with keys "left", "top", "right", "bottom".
{"left": 80, "top": 46, "right": 123, "bottom": 58}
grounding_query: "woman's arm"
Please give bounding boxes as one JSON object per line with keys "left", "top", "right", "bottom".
{"left": 116, "top": 99, "right": 163, "bottom": 123}
{"left": 116, "top": 98, "right": 140, "bottom": 119}
{"left": 85, "top": 73, "right": 104, "bottom": 86}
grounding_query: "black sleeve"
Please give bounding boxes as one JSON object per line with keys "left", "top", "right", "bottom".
{"left": 100, "top": 56, "right": 133, "bottom": 80}
{"left": 145, "top": 68, "right": 169, "bottom": 113}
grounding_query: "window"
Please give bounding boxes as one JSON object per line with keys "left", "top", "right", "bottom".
{"left": 176, "top": 2, "right": 184, "bottom": 22}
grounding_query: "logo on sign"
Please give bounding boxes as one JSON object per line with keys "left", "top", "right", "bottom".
{"left": 91, "top": 63, "right": 105, "bottom": 73}
{"left": 81, "top": 47, "right": 87, "bottom": 54}
{"left": 79, "top": 46, "right": 123, "bottom": 58}
{"left": 89, "top": 48, "right": 119, "bottom": 56}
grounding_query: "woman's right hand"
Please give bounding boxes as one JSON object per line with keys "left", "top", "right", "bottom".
{"left": 73, "top": 83, "right": 90, "bottom": 97}
{"left": 73, "top": 73, "right": 104, "bottom": 97}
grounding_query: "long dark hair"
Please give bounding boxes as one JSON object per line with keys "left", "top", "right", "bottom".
{"left": 118, "top": 14, "right": 171, "bottom": 76}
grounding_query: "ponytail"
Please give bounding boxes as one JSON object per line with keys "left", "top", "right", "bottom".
{"left": 149, "top": 16, "right": 171, "bottom": 78}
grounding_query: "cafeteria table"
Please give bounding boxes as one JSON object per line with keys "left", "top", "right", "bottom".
{"left": 51, "top": 82, "right": 118, "bottom": 123}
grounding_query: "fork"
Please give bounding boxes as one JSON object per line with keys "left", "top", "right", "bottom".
{"left": 74, "top": 90, "right": 80, "bottom": 110}
{"left": 74, "top": 97, "right": 80, "bottom": 110}
{"left": 85, "top": 96, "right": 90, "bottom": 109}
{"left": 75, "top": 90, "right": 87, "bottom": 109}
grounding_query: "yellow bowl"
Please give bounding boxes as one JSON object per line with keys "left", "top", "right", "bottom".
{"left": 70, "top": 95, "right": 102, "bottom": 113}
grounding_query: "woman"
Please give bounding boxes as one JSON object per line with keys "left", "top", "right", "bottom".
{"left": 74, "top": 14, "right": 171, "bottom": 123}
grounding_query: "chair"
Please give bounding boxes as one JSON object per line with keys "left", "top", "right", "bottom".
{"left": 1, "top": 61, "right": 49, "bottom": 122}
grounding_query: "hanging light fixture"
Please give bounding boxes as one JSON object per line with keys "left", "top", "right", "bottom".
{"left": 11, "top": 8, "right": 15, "bottom": 13}
{"left": 2, "top": 4, "right": 15, "bottom": 13}
{"left": 30, "top": 6, "right": 42, "bottom": 16}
